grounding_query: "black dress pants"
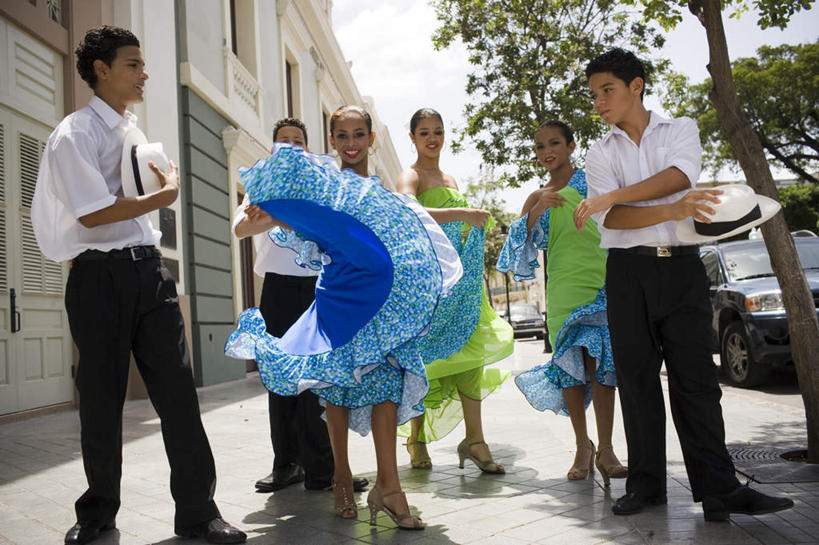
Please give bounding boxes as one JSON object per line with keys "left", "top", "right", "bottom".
{"left": 606, "top": 250, "right": 740, "bottom": 502}
{"left": 259, "top": 272, "right": 333, "bottom": 487}
{"left": 65, "top": 254, "right": 219, "bottom": 531}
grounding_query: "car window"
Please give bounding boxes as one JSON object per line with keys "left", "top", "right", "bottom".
{"left": 701, "top": 251, "right": 723, "bottom": 286}
{"left": 721, "top": 240, "right": 819, "bottom": 281}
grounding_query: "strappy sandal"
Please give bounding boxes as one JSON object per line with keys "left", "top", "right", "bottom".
{"left": 332, "top": 480, "right": 357, "bottom": 519}
{"left": 367, "top": 487, "right": 424, "bottom": 530}
{"left": 406, "top": 440, "right": 432, "bottom": 470}
{"left": 567, "top": 439, "right": 595, "bottom": 481}
{"left": 457, "top": 439, "right": 505, "bottom": 474}
{"left": 595, "top": 444, "right": 628, "bottom": 486}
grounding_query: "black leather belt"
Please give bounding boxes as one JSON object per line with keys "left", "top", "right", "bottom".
{"left": 610, "top": 245, "right": 699, "bottom": 258}
{"left": 74, "top": 245, "right": 162, "bottom": 262}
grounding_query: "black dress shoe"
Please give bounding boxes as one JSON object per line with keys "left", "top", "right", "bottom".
{"left": 255, "top": 463, "right": 305, "bottom": 492}
{"left": 64, "top": 520, "right": 115, "bottom": 545}
{"left": 702, "top": 485, "right": 794, "bottom": 521}
{"left": 177, "top": 517, "right": 246, "bottom": 544}
{"left": 305, "top": 476, "right": 370, "bottom": 492}
{"left": 612, "top": 491, "right": 668, "bottom": 515}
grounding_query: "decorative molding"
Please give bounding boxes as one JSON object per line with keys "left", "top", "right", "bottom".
{"left": 276, "top": 0, "right": 290, "bottom": 17}
{"left": 179, "top": 60, "right": 268, "bottom": 149}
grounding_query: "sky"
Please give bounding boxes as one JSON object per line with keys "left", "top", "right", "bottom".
{"left": 331, "top": 2, "right": 818, "bottom": 214}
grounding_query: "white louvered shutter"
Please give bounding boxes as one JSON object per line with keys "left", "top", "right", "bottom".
{"left": 0, "top": 121, "right": 7, "bottom": 294}
{"left": 19, "top": 132, "right": 62, "bottom": 295}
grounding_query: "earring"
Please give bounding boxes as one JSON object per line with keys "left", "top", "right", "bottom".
{"left": 411, "top": 142, "right": 416, "bottom": 154}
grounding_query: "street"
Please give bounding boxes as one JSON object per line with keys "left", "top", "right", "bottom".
{"left": 0, "top": 339, "right": 815, "bottom": 545}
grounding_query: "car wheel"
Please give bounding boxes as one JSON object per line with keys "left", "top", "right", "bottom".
{"left": 720, "top": 321, "right": 770, "bottom": 388}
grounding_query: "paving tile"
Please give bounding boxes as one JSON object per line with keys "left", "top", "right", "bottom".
{"left": 1, "top": 354, "right": 817, "bottom": 545}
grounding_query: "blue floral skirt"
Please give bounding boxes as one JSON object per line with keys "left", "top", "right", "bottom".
{"left": 225, "top": 145, "right": 462, "bottom": 435}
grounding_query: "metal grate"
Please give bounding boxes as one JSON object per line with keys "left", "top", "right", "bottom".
{"left": 727, "top": 446, "right": 783, "bottom": 463}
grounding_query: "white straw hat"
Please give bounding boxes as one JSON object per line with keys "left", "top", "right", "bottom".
{"left": 676, "top": 184, "right": 781, "bottom": 243}
{"left": 120, "top": 127, "right": 170, "bottom": 197}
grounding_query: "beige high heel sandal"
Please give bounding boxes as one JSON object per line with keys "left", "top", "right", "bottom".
{"left": 406, "top": 440, "right": 432, "bottom": 470}
{"left": 332, "top": 480, "right": 357, "bottom": 519}
{"left": 457, "top": 439, "right": 505, "bottom": 474}
{"left": 367, "top": 488, "right": 425, "bottom": 530}
{"left": 595, "top": 444, "right": 628, "bottom": 486}
{"left": 567, "top": 439, "right": 595, "bottom": 480}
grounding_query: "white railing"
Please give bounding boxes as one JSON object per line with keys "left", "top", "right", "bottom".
{"left": 224, "top": 47, "right": 261, "bottom": 118}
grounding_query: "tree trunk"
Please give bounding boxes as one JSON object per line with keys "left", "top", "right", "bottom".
{"left": 695, "top": 0, "right": 819, "bottom": 462}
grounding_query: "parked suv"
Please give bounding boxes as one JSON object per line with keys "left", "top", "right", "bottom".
{"left": 508, "top": 303, "right": 545, "bottom": 339}
{"left": 699, "top": 236, "right": 819, "bottom": 387}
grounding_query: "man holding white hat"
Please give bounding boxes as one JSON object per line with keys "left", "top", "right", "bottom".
{"left": 574, "top": 48, "right": 792, "bottom": 521}
{"left": 31, "top": 26, "right": 245, "bottom": 544}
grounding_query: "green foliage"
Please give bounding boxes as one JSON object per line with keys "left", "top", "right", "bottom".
{"left": 461, "top": 170, "right": 516, "bottom": 278}
{"left": 431, "top": 0, "right": 668, "bottom": 187}
{"left": 660, "top": 41, "right": 819, "bottom": 183}
{"left": 779, "top": 183, "right": 819, "bottom": 233}
{"left": 625, "top": 0, "right": 814, "bottom": 30}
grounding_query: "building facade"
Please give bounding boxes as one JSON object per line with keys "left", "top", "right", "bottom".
{"left": 0, "top": 0, "right": 401, "bottom": 416}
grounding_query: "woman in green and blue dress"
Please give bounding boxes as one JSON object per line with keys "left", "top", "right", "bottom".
{"left": 397, "top": 108, "right": 513, "bottom": 473}
{"left": 497, "top": 120, "right": 627, "bottom": 484}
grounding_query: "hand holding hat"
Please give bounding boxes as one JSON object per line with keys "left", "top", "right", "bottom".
{"left": 676, "top": 184, "right": 781, "bottom": 243}
{"left": 120, "top": 127, "right": 175, "bottom": 198}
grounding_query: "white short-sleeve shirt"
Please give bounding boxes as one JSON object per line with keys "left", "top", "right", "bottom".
{"left": 31, "top": 96, "right": 160, "bottom": 262}
{"left": 586, "top": 111, "right": 702, "bottom": 248}
{"left": 232, "top": 194, "right": 318, "bottom": 278}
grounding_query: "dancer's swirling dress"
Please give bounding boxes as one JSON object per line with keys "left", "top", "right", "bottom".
{"left": 496, "top": 170, "right": 616, "bottom": 415}
{"left": 398, "top": 187, "right": 513, "bottom": 442}
{"left": 224, "top": 145, "right": 462, "bottom": 436}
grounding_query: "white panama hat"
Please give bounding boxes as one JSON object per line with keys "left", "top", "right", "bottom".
{"left": 676, "top": 184, "right": 781, "bottom": 243}
{"left": 120, "top": 127, "right": 170, "bottom": 197}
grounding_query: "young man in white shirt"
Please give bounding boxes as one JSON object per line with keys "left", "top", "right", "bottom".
{"left": 233, "top": 119, "right": 368, "bottom": 495}
{"left": 31, "top": 26, "right": 245, "bottom": 545}
{"left": 575, "top": 48, "right": 793, "bottom": 521}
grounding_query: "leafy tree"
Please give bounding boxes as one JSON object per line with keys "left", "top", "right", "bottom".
{"left": 660, "top": 42, "right": 819, "bottom": 183}
{"left": 431, "top": 0, "right": 667, "bottom": 187}
{"left": 779, "top": 184, "right": 819, "bottom": 233}
{"left": 628, "top": 0, "right": 819, "bottom": 462}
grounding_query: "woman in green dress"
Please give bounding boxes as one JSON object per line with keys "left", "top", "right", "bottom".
{"left": 396, "top": 108, "right": 513, "bottom": 473}
{"left": 497, "top": 121, "right": 626, "bottom": 484}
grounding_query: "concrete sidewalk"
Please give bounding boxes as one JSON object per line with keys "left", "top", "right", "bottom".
{"left": 1, "top": 340, "right": 816, "bottom": 545}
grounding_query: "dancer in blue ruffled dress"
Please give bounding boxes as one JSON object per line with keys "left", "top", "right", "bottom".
{"left": 225, "top": 106, "right": 459, "bottom": 530}
{"left": 496, "top": 121, "right": 627, "bottom": 485}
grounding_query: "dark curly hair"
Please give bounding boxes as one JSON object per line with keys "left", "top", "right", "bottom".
{"left": 75, "top": 26, "right": 140, "bottom": 89}
{"left": 272, "top": 117, "right": 308, "bottom": 145}
{"left": 585, "top": 48, "right": 647, "bottom": 101}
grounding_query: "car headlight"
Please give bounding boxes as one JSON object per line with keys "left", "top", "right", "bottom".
{"left": 745, "top": 291, "right": 784, "bottom": 312}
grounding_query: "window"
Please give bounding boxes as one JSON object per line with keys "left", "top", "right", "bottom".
{"left": 285, "top": 62, "right": 293, "bottom": 117}
{"left": 322, "top": 110, "right": 329, "bottom": 153}
{"left": 229, "top": 0, "right": 238, "bottom": 55}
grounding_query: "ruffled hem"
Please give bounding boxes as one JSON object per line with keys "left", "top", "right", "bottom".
{"left": 269, "top": 227, "right": 331, "bottom": 271}
{"left": 514, "top": 289, "right": 616, "bottom": 416}
{"left": 398, "top": 366, "right": 510, "bottom": 442}
{"left": 226, "top": 308, "right": 430, "bottom": 435}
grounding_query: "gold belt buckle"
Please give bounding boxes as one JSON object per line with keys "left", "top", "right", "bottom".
{"left": 657, "top": 247, "right": 671, "bottom": 257}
